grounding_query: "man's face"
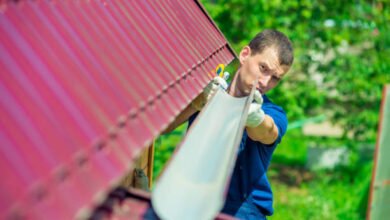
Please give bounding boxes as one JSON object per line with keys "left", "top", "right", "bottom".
{"left": 237, "top": 46, "right": 290, "bottom": 95}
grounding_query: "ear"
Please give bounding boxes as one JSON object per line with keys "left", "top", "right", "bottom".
{"left": 239, "top": 46, "right": 251, "bottom": 65}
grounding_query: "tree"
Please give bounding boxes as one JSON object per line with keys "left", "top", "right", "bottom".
{"left": 201, "top": 0, "right": 390, "bottom": 143}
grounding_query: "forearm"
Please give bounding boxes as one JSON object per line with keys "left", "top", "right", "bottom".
{"left": 246, "top": 114, "right": 278, "bottom": 145}
{"left": 162, "top": 75, "right": 226, "bottom": 134}
{"left": 162, "top": 103, "right": 198, "bottom": 134}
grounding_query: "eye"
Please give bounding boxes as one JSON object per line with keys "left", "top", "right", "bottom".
{"left": 259, "top": 65, "right": 265, "bottom": 71}
{"left": 272, "top": 75, "right": 281, "bottom": 81}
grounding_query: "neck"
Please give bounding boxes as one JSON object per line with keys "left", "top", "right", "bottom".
{"left": 227, "top": 68, "right": 246, "bottom": 97}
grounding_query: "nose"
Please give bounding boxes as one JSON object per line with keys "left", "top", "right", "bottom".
{"left": 259, "top": 75, "right": 271, "bottom": 87}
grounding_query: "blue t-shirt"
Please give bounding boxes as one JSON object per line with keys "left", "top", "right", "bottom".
{"left": 188, "top": 94, "right": 288, "bottom": 216}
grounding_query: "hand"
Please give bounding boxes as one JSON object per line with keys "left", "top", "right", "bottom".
{"left": 246, "top": 90, "right": 265, "bottom": 127}
{"left": 191, "top": 75, "right": 228, "bottom": 111}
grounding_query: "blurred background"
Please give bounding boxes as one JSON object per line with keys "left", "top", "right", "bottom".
{"left": 153, "top": 1, "right": 390, "bottom": 219}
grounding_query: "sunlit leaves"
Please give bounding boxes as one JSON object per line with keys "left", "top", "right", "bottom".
{"left": 201, "top": 0, "right": 390, "bottom": 142}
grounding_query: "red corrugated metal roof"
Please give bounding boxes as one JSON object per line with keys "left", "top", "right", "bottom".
{"left": 0, "top": 0, "right": 235, "bottom": 219}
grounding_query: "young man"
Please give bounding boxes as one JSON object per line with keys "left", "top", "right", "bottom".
{"left": 165, "top": 29, "right": 293, "bottom": 219}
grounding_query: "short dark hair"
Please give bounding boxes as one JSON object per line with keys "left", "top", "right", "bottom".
{"left": 248, "top": 29, "right": 294, "bottom": 66}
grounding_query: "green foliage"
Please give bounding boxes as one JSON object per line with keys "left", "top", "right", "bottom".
{"left": 153, "top": 1, "right": 386, "bottom": 218}
{"left": 153, "top": 123, "right": 187, "bottom": 183}
{"left": 201, "top": 0, "right": 390, "bottom": 143}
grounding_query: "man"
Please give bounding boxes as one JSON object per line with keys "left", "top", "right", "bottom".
{"left": 164, "top": 29, "right": 293, "bottom": 219}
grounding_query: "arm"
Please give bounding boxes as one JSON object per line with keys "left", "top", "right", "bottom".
{"left": 246, "top": 115, "right": 278, "bottom": 144}
{"left": 163, "top": 76, "right": 228, "bottom": 134}
{"left": 245, "top": 90, "right": 279, "bottom": 145}
{"left": 162, "top": 102, "right": 198, "bottom": 134}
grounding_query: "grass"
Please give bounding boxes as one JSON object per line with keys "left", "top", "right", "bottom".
{"left": 268, "top": 162, "right": 372, "bottom": 220}
{"left": 269, "top": 130, "right": 373, "bottom": 220}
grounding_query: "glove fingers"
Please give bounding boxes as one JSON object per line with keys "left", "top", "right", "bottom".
{"left": 248, "top": 103, "right": 260, "bottom": 113}
{"left": 253, "top": 90, "right": 263, "bottom": 104}
{"left": 246, "top": 103, "right": 265, "bottom": 127}
{"left": 222, "top": 72, "right": 230, "bottom": 81}
{"left": 212, "top": 76, "right": 228, "bottom": 90}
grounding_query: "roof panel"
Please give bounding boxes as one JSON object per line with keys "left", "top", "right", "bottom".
{"left": 0, "top": 0, "right": 235, "bottom": 218}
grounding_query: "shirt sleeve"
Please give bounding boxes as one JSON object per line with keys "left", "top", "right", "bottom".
{"left": 260, "top": 96, "right": 288, "bottom": 148}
